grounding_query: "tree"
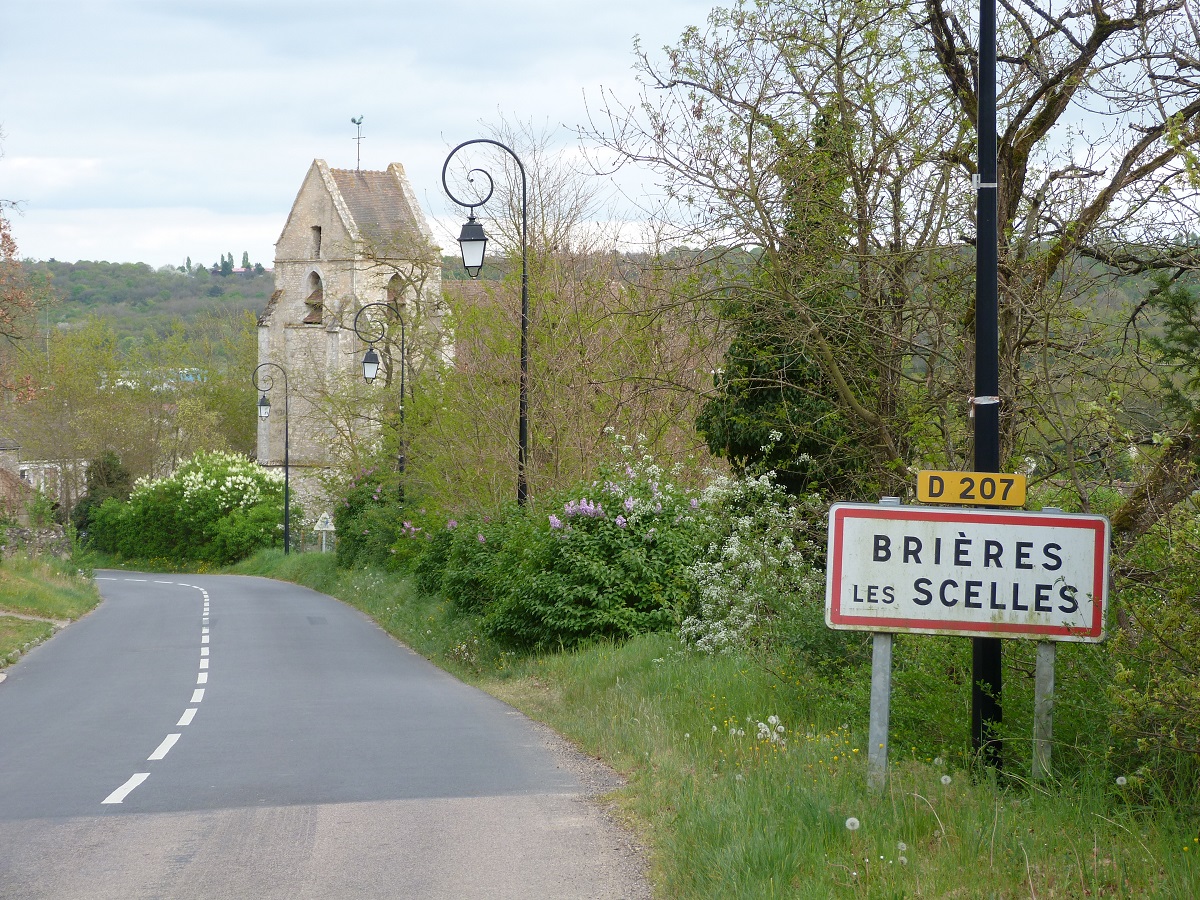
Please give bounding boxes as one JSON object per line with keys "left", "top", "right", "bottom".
{"left": 0, "top": 312, "right": 257, "bottom": 502}
{"left": 70, "top": 450, "right": 132, "bottom": 532}
{"left": 586, "top": 0, "right": 1200, "bottom": 511}
{"left": 241, "top": 251, "right": 250, "bottom": 270}
{"left": 418, "top": 120, "right": 721, "bottom": 510}
{"left": 1, "top": 131, "right": 51, "bottom": 366}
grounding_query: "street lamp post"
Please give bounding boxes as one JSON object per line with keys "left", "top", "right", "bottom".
{"left": 441, "top": 139, "right": 529, "bottom": 506}
{"left": 353, "top": 301, "right": 407, "bottom": 488}
{"left": 252, "top": 361, "right": 290, "bottom": 554}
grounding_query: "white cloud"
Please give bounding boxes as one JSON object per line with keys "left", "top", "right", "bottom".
{"left": 0, "top": 0, "right": 715, "bottom": 264}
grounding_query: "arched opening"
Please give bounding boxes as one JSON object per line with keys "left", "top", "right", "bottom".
{"left": 303, "top": 271, "right": 324, "bottom": 324}
{"left": 386, "top": 273, "right": 406, "bottom": 308}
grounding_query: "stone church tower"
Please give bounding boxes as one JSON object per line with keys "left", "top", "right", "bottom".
{"left": 257, "top": 159, "right": 442, "bottom": 516}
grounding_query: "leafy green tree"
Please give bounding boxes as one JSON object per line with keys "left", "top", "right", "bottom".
{"left": 696, "top": 326, "right": 872, "bottom": 495}
{"left": 697, "top": 109, "right": 875, "bottom": 495}
{"left": 70, "top": 450, "right": 132, "bottom": 532}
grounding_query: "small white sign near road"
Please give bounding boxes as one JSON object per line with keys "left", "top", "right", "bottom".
{"left": 314, "top": 512, "right": 335, "bottom": 532}
{"left": 826, "top": 503, "right": 1109, "bottom": 642}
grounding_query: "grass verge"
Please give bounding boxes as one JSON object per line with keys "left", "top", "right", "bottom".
{"left": 0, "top": 555, "right": 102, "bottom": 667}
{"left": 235, "top": 550, "right": 1200, "bottom": 897}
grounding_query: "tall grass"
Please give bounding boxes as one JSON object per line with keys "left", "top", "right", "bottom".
{"left": 0, "top": 555, "right": 101, "bottom": 621}
{"left": 0, "top": 555, "right": 101, "bottom": 667}
{"left": 239, "top": 549, "right": 1200, "bottom": 897}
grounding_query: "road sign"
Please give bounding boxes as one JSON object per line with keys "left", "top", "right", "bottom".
{"left": 916, "top": 469, "right": 1026, "bottom": 506}
{"left": 826, "top": 503, "right": 1109, "bottom": 641}
{"left": 314, "top": 512, "right": 335, "bottom": 532}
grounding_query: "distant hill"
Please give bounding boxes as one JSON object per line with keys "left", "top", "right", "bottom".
{"left": 29, "top": 260, "right": 273, "bottom": 338}
{"left": 27, "top": 257, "right": 499, "bottom": 339}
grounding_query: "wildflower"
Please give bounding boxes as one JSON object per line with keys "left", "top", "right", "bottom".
{"left": 933, "top": 756, "right": 944, "bottom": 766}
{"left": 477, "top": 533, "right": 486, "bottom": 543}
{"left": 615, "top": 515, "right": 627, "bottom": 528}
{"left": 549, "top": 515, "right": 563, "bottom": 529}
{"left": 690, "top": 498, "right": 699, "bottom": 509}
{"left": 712, "top": 725, "right": 718, "bottom": 734}
{"left": 898, "top": 856, "right": 908, "bottom": 866}
{"left": 624, "top": 497, "right": 635, "bottom": 513}
{"left": 897, "top": 841, "right": 907, "bottom": 852}
{"left": 1116, "top": 776, "right": 1127, "bottom": 786}
{"left": 941, "top": 774, "right": 952, "bottom": 785}
{"left": 447, "top": 519, "right": 457, "bottom": 529}
{"left": 845, "top": 817, "right": 861, "bottom": 831}
{"left": 768, "top": 715, "right": 779, "bottom": 726}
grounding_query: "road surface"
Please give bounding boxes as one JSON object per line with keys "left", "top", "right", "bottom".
{"left": 0, "top": 572, "right": 648, "bottom": 899}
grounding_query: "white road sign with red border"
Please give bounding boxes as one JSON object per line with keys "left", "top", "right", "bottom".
{"left": 825, "top": 503, "right": 1109, "bottom": 641}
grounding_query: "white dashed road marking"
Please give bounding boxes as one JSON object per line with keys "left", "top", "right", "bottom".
{"left": 100, "top": 577, "right": 214, "bottom": 807}
{"left": 102, "top": 773, "right": 150, "bottom": 804}
{"left": 148, "top": 734, "right": 181, "bottom": 761}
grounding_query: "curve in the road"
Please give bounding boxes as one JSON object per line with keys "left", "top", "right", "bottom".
{"left": 98, "top": 577, "right": 210, "bottom": 807}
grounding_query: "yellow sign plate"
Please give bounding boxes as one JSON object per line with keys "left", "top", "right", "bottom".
{"left": 916, "top": 470, "right": 1027, "bottom": 507}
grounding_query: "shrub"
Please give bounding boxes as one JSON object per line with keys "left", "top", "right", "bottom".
{"left": 1109, "top": 503, "right": 1200, "bottom": 805}
{"left": 679, "top": 473, "right": 826, "bottom": 655}
{"left": 86, "top": 450, "right": 284, "bottom": 563}
{"left": 333, "top": 468, "right": 435, "bottom": 572}
{"left": 414, "top": 436, "right": 711, "bottom": 651}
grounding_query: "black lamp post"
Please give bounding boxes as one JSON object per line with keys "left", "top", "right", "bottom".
{"left": 971, "top": 0, "right": 1003, "bottom": 769}
{"left": 441, "top": 138, "right": 529, "bottom": 505}
{"left": 252, "top": 361, "right": 290, "bottom": 554}
{"left": 353, "top": 301, "right": 407, "bottom": 484}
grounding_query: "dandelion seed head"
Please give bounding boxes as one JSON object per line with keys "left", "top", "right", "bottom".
{"left": 941, "top": 774, "right": 952, "bottom": 785}
{"left": 845, "top": 817, "right": 861, "bottom": 831}
{"left": 1116, "top": 776, "right": 1127, "bottom": 786}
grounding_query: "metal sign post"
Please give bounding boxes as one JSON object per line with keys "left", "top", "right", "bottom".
{"left": 867, "top": 497, "right": 901, "bottom": 791}
{"left": 314, "top": 512, "right": 335, "bottom": 553}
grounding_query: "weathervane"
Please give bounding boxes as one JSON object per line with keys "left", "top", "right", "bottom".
{"left": 351, "top": 116, "right": 365, "bottom": 171}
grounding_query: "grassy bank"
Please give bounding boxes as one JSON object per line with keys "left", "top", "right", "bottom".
{"left": 0, "top": 556, "right": 101, "bottom": 667}
{"left": 233, "top": 549, "right": 1199, "bottom": 897}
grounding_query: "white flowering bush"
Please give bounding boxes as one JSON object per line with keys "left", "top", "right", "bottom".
{"left": 90, "top": 450, "right": 286, "bottom": 564}
{"left": 679, "top": 471, "right": 826, "bottom": 655}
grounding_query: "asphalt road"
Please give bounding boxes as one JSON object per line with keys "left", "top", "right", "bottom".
{"left": 0, "top": 572, "right": 648, "bottom": 899}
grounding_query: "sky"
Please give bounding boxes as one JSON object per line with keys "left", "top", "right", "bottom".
{"left": 0, "top": 0, "right": 716, "bottom": 268}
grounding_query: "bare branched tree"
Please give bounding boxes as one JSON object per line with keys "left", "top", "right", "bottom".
{"left": 583, "top": 0, "right": 1200, "bottom": 521}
